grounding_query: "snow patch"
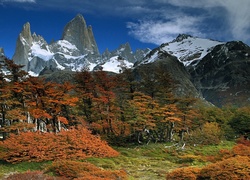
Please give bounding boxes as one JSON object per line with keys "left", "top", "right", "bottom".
{"left": 101, "top": 56, "right": 133, "bottom": 73}
{"left": 57, "top": 40, "right": 77, "bottom": 50}
{"left": 31, "top": 43, "right": 53, "bottom": 61}
{"left": 28, "top": 71, "right": 39, "bottom": 77}
{"left": 162, "top": 37, "right": 224, "bottom": 65}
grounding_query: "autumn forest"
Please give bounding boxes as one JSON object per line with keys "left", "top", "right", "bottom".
{"left": 0, "top": 58, "right": 249, "bottom": 179}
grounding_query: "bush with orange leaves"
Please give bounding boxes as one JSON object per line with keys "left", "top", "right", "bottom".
{"left": 45, "top": 160, "right": 127, "bottom": 180}
{"left": 166, "top": 138, "right": 250, "bottom": 180}
{"left": 166, "top": 166, "right": 201, "bottom": 180}
{"left": 198, "top": 156, "right": 250, "bottom": 180}
{"left": 0, "top": 127, "right": 119, "bottom": 163}
{"left": 166, "top": 156, "right": 250, "bottom": 180}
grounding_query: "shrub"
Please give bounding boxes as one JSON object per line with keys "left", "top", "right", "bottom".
{"left": 0, "top": 127, "right": 119, "bottom": 163}
{"left": 232, "top": 144, "right": 250, "bottom": 157}
{"left": 166, "top": 167, "right": 201, "bottom": 180}
{"left": 198, "top": 156, "right": 250, "bottom": 180}
{"left": 45, "top": 160, "right": 127, "bottom": 180}
{"left": 187, "top": 122, "right": 223, "bottom": 145}
{"left": 236, "top": 136, "right": 250, "bottom": 146}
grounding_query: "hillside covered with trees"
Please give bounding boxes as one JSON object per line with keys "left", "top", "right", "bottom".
{"left": 0, "top": 58, "right": 249, "bottom": 179}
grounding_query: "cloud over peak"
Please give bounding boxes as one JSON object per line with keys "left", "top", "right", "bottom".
{"left": 127, "top": 0, "right": 250, "bottom": 45}
{"left": 2, "top": 0, "right": 250, "bottom": 46}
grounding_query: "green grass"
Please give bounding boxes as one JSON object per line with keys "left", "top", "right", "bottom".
{"left": 0, "top": 141, "right": 235, "bottom": 180}
{"left": 85, "top": 141, "right": 236, "bottom": 179}
{"left": 0, "top": 161, "right": 50, "bottom": 179}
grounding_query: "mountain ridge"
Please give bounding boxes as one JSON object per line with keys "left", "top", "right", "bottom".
{"left": 1, "top": 14, "right": 249, "bottom": 107}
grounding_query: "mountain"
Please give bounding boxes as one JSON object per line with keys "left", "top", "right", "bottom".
{"left": 13, "top": 14, "right": 101, "bottom": 76}
{"left": 0, "top": 48, "right": 6, "bottom": 74}
{"left": 138, "top": 35, "right": 250, "bottom": 107}
{"left": 189, "top": 41, "right": 250, "bottom": 106}
{"left": 0, "top": 48, "right": 4, "bottom": 57}
{"left": 6, "top": 14, "right": 250, "bottom": 107}
{"left": 135, "top": 52, "right": 202, "bottom": 98}
{"left": 95, "top": 56, "right": 134, "bottom": 73}
{"left": 12, "top": 14, "right": 149, "bottom": 76}
{"left": 102, "top": 42, "right": 150, "bottom": 63}
{"left": 62, "top": 14, "right": 99, "bottom": 56}
{"left": 139, "top": 34, "right": 224, "bottom": 67}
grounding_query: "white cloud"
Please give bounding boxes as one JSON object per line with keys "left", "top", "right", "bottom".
{"left": 156, "top": 0, "right": 250, "bottom": 42}
{"left": 127, "top": 0, "right": 250, "bottom": 44}
{"left": 2, "top": 0, "right": 249, "bottom": 44}
{"left": 218, "top": 0, "right": 250, "bottom": 41}
{"left": 127, "top": 15, "right": 203, "bottom": 44}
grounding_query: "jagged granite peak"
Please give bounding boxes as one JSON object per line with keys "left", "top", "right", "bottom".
{"left": 12, "top": 15, "right": 103, "bottom": 76}
{"left": 0, "top": 47, "right": 4, "bottom": 56}
{"left": 20, "top": 22, "right": 33, "bottom": 45}
{"left": 189, "top": 41, "right": 250, "bottom": 107}
{"left": 12, "top": 22, "right": 33, "bottom": 71}
{"left": 114, "top": 42, "right": 134, "bottom": 61}
{"left": 172, "top": 34, "right": 193, "bottom": 42}
{"left": 87, "top": 25, "right": 99, "bottom": 54}
{"left": 62, "top": 14, "right": 99, "bottom": 55}
{"left": 0, "top": 48, "right": 5, "bottom": 64}
{"left": 102, "top": 42, "right": 150, "bottom": 64}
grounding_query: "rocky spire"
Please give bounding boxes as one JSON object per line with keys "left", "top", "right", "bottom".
{"left": 62, "top": 14, "right": 99, "bottom": 55}
{"left": 87, "top": 25, "right": 99, "bottom": 54}
{"left": 0, "top": 47, "right": 4, "bottom": 56}
{"left": 0, "top": 48, "right": 5, "bottom": 63}
{"left": 13, "top": 22, "right": 33, "bottom": 71}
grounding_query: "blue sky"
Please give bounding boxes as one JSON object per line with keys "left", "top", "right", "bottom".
{"left": 1, "top": 0, "right": 250, "bottom": 58}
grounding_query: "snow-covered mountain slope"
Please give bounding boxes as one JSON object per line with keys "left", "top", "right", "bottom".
{"left": 140, "top": 34, "right": 224, "bottom": 67}
{"left": 102, "top": 42, "right": 150, "bottom": 64}
{"left": 13, "top": 15, "right": 101, "bottom": 76}
{"left": 96, "top": 56, "right": 133, "bottom": 73}
{"left": 12, "top": 15, "right": 148, "bottom": 76}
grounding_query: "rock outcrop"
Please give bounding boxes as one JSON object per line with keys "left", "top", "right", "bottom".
{"left": 62, "top": 14, "right": 99, "bottom": 56}
{"left": 135, "top": 48, "right": 201, "bottom": 98}
{"left": 12, "top": 22, "right": 32, "bottom": 72}
{"left": 189, "top": 41, "right": 250, "bottom": 106}
{"left": 12, "top": 14, "right": 101, "bottom": 75}
{"left": 102, "top": 42, "right": 150, "bottom": 63}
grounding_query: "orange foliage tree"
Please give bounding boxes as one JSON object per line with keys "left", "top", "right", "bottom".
{"left": 0, "top": 127, "right": 119, "bottom": 163}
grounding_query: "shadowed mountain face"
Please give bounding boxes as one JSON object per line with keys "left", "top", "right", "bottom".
{"left": 137, "top": 35, "right": 250, "bottom": 107}
{"left": 189, "top": 41, "right": 250, "bottom": 107}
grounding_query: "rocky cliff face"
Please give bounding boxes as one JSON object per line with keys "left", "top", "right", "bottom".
{"left": 189, "top": 41, "right": 250, "bottom": 106}
{"left": 0, "top": 48, "right": 4, "bottom": 57}
{"left": 62, "top": 14, "right": 99, "bottom": 56}
{"left": 136, "top": 47, "right": 201, "bottom": 98}
{"left": 12, "top": 14, "right": 101, "bottom": 76}
{"left": 12, "top": 22, "right": 32, "bottom": 72}
{"left": 0, "top": 48, "right": 5, "bottom": 65}
{"left": 102, "top": 42, "right": 150, "bottom": 63}
{"left": 138, "top": 36, "right": 250, "bottom": 107}
{"left": 12, "top": 14, "right": 148, "bottom": 76}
